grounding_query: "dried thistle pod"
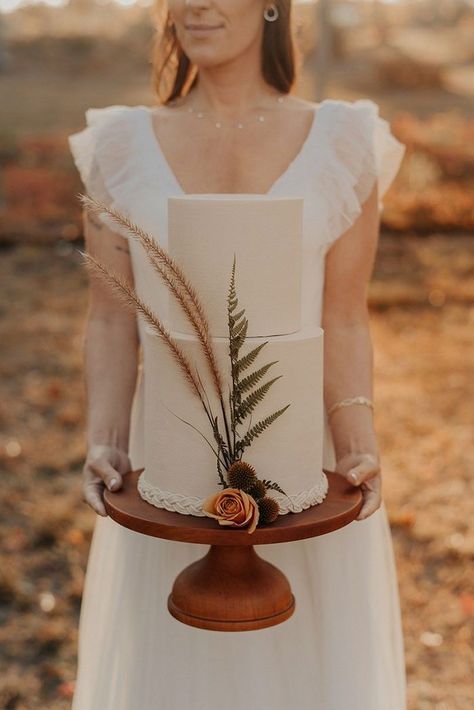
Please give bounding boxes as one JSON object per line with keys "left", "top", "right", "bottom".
{"left": 226, "top": 461, "right": 258, "bottom": 491}
{"left": 247, "top": 479, "right": 267, "bottom": 501}
{"left": 257, "top": 496, "right": 280, "bottom": 524}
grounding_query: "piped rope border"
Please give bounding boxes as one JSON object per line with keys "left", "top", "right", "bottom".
{"left": 137, "top": 470, "right": 329, "bottom": 517}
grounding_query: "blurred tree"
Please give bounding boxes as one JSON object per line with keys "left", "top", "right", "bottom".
{"left": 68, "top": 0, "right": 95, "bottom": 11}
{"left": 372, "top": 0, "right": 390, "bottom": 47}
{"left": 315, "top": 0, "right": 333, "bottom": 101}
{"left": 0, "top": 16, "right": 11, "bottom": 72}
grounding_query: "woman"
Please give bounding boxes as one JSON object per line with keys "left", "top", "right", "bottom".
{"left": 68, "top": 1, "right": 407, "bottom": 708}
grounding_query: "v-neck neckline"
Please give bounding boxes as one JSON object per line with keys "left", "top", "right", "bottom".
{"left": 143, "top": 100, "right": 328, "bottom": 197}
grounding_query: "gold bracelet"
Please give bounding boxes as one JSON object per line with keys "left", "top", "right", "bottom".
{"left": 327, "top": 396, "right": 374, "bottom": 421}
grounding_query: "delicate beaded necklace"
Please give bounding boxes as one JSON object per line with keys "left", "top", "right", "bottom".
{"left": 185, "top": 93, "right": 286, "bottom": 129}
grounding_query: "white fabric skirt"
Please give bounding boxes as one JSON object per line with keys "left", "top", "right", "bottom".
{"left": 72, "top": 367, "right": 407, "bottom": 710}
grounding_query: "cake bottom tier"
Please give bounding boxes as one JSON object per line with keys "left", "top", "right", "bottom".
{"left": 139, "top": 324, "right": 329, "bottom": 517}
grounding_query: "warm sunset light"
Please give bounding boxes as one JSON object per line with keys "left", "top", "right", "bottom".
{"left": 2, "top": 0, "right": 473, "bottom": 707}
{"left": 0, "top": 0, "right": 404, "bottom": 15}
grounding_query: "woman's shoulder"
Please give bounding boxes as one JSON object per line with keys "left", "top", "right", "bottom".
{"left": 315, "top": 96, "right": 406, "bottom": 248}
{"left": 312, "top": 96, "right": 404, "bottom": 164}
{"left": 76, "top": 104, "right": 149, "bottom": 131}
{"left": 297, "top": 95, "right": 392, "bottom": 125}
{"left": 68, "top": 103, "right": 153, "bottom": 168}
{"left": 281, "top": 96, "right": 391, "bottom": 132}
{"left": 68, "top": 104, "right": 154, "bottom": 203}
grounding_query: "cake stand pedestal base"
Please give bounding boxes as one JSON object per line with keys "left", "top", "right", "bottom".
{"left": 168, "top": 544, "right": 295, "bottom": 631}
{"left": 104, "top": 469, "right": 362, "bottom": 631}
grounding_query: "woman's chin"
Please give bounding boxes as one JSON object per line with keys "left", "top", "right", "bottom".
{"left": 184, "top": 50, "right": 228, "bottom": 69}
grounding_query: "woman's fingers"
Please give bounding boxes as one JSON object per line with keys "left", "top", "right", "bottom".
{"left": 82, "top": 475, "right": 107, "bottom": 517}
{"left": 356, "top": 477, "right": 382, "bottom": 520}
{"left": 346, "top": 453, "right": 379, "bottom": 485}
{"left": 81, "top": 445, "right": 133, "bottom": 515}
{"left": 89, "top": 459, "right": 123, "bottom": 491}
{"left": 348, "top": 462, "right": 382, "bottom": 520}
{"left": 335, "top": 452, "right": 382, "bottom": 521}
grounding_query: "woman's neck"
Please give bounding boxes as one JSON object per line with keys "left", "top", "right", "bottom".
{"left": 188, "top": 63, "right": 280, "bottom": 117}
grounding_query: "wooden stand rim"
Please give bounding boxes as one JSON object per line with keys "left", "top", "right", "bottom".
{"left": 104, "top": 471, "right": 363, "bottom": 630}
{"left": 167, "top": 592, "right": 296, "bottom": 632}
{"left": 104, "top": 469, "right": 362, "bottom": 545}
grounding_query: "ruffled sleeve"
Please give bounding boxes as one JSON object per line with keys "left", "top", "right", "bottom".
{"left": 68, "top": 105, "right": 135, "bottom": 240}
{"left": 321, "top": 98, "right": 406, "bottom": 248}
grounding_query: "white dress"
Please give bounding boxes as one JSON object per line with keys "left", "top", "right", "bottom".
{"left": 68, "top": 98, "right": 407, "bottom": 710}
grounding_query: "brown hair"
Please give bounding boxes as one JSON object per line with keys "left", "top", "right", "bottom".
{"left": 151, "top": 1, "right": 297, "bottom": 105}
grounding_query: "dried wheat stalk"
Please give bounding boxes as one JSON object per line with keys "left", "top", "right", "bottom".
{"left": 79, "top": 194, "right": 223, "bottom": 400}
{"left": 80, "top": 250, "right": 204, "bottom": 402}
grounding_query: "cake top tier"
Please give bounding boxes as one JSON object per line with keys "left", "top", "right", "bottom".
{"left": 168, "top": 195, "right": 303, "bottom": 338}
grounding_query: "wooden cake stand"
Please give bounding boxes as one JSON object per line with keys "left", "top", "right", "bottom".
{"left": 104, "top": 469, "right": 362, "bottom": 632}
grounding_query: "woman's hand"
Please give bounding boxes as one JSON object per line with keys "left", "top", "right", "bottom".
{"left": 335, "top": 452, "right": 382, "bottom": 521}
{"left": 82, "top": 444, "right": 132, "bottom": 516}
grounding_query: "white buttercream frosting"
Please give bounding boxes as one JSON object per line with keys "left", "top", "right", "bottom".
{"left": 168, "top": 195, "right": 303, "bottom": 338}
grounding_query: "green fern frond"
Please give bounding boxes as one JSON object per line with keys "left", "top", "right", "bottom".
{"left": 209, "top": 415, "right": 229, "bottom": 468}
{"left": 229, "top": 341, "right": 240, "bottom": 360}
{"left": 229, "top": 308, "right": 245, "bottom": 326}
{"left": 228, "top": 255, "right": 246, "bottom": 366}
{"left": 216, "top": 448, "right": 228, "bottom": 488}
{"left": 233, "top": 317, "right": 248, "bottom": 338}
{"left": 235, "top": 341, "right": 268, "bottom": 375}
{"left": 227, "top": 255, "right": 237, "bottom": 306}
{"left": 238, "top": 361, "right": 279, "bottom": 395}
{"left": 230, "top": 328, "right": 247, "bottom": 353}
{"left": 226, "top": 254, "right": 292, "bottom": 476}
{"left": 261, "top": 479, "right": 290, "bottom": 499}
{"left": 235, "top": 376, "right": 283, "bottom": 423}
{"left": 235, "top": 404, "right": 291, "bottom": 451}
{"left": 230, "top": 324, "right": 248, "bottom": 357}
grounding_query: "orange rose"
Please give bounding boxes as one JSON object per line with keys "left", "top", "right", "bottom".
{"left": 202, "top": 487, "right": 260, "bottom": 534}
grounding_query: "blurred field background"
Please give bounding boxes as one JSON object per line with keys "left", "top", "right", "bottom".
{"left": 0, "top": 0, "right": 473, "bottom": 708}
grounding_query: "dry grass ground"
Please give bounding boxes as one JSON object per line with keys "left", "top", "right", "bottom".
{"left": 0, "top": 234, "right": 473, "bottom": 709}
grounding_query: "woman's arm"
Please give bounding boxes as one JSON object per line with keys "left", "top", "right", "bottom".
{"left": 322, "top": 182, "right": 382, "bottom": 520}
{"left": 81, "top": 209, "right": 139, "bottom": 515}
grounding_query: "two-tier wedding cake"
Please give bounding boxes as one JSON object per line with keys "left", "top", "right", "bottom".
{"left": 137, "top": 195, "right": 329, "bottom": 517}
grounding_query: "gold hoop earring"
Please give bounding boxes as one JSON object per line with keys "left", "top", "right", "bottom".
{"left": 263, "top": 3, "right": 279, "bottom": 22}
